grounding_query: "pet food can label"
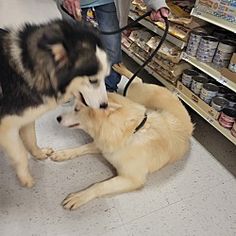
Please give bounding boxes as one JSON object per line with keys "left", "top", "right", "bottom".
{"left": 200, "top": 83, "right": 219, "bottom": 104}
{"left": 213, "top": 40, "right": 236, "bottom": 67}
{"left": 211, "top": 97, "right": 229, "bottom": 112}
{"left": 231, "top": 122, "right": 236, "bottom": 137}
{"left": 217, "top": 86, "right": 230, "bottom": 97}
{"left": 186, "top": 30, "right": 206, "bottom": 57}
{"left": 196, "top": 36, "right": 219, "bottom": 63}
{"left": 219, "top": 108, "right": 236, "bottom": 129}
{"left": 229, "top": 63, "right": 236, "bottom": 73}
{"left": 225, "top": 94, "right": 236, "bottom": 108}
{"left": 191, "top": 76, "right": 208, "bottom": 95}
{"left": 217, "top": 40, "right": 236, "bottom": 53}
{"left": 182, "top": 69, "right": 199, "bottom": 88}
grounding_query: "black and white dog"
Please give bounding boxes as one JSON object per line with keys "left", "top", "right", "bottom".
{"left": 0, "top": 19, "right": 110, "bottom": 187}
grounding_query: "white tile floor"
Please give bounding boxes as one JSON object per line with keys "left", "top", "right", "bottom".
{"left": 0, "top": 1, "right": 236, "bottom": 236}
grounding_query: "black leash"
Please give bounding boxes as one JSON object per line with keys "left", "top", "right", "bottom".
{"left": 99, "top": 11, "right": 169, "bottom": 96}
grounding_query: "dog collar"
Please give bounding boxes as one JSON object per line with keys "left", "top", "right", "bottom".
{"left": 134, "top": 112, "right": 147, "bottom": 134}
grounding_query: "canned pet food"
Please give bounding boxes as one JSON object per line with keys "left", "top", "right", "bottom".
{"left": 212, "top": 29, "right": 228, "bottom": 40}
{"left": 229, "top": 54, "right": 236, "bottom": 73}
{"left": 191, "top": 76, "right": 208, "bottom": 95}
{"left": 231, "top": 122, "right": 236, "bottom": 137}
{"left": 211, "top": 96, "right": 229, "bottom": 112}
{"left": 229, "top": 62, "right": 236, "bottom": 72}
{"left": 217, "top": 86, "right": 230, "bottom": 97}
{"left": 219, "top": 108, "right": 236, "bottom": 129}
{"left": 182, "top": 69, "right": 199, "bottom": 88}
{"left": 213, "top": 40, "right": 236, "bottom": 67}
{"left": 225, "top": 94, "right": 236, "bottom": 108}
{"left": 196, "top": 36, "right": 219, "bottom": 63}
{"left": 186, "top": 30, "right": 207, "bottom": 57}
{"left": 200, "top": 83, "right": 219, "bottom": 104}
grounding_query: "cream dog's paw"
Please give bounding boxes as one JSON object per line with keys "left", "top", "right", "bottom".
{"left": 18, "top": 173, "right": 35, "bottom": 188}
{"left": 62, "top": 191, "right": 89, "bottom": 210}
{"left": 50, "top": 150, "right": 71, "bottom": 162}
{"left": 34, "top": 148, "right": 54, "bottom": 160}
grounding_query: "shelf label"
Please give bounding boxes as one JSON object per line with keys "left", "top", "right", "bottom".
{"left": 218, "top": 76, "right": 228, "bottom": 86}
{"left": 182, "top": 52, "right": 189, "bottom": 61}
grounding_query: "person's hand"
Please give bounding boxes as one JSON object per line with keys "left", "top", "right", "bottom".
{"left": 63, "top": 0, "right": 82, "bottom": 21}
{"left": 150, "top": 7, "right": 169, "bottom": 22}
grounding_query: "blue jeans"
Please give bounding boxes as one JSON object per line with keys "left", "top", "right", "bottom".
{"left": 57, "top": 1, "right": 122, "bottom": 92}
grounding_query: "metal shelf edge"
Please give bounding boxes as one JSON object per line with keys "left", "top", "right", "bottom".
{"left": 191, "top": 8, "right": 236, "bottom": 34}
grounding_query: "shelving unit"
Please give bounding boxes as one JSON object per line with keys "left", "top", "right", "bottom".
{"left": 176, "top": 91, "right": 236, "bottom": 145}
{"left": 191, "top": 7, "right": 236, "bottom": 34}
{"left": 122, "top": 44, "right": 236, "bottom": 145}
{"left": 128, "top": 10, "right": 186, "bottom": 49}
{"left": 123, "top": 2, "right": 236, "bottom": 145}
{"left": 182, "top": 53, "right": 236, "bottom": 93}
{"left": 121, "top": 45, "right": 175, "bottom": 91}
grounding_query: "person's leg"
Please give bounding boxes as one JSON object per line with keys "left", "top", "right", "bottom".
{"left": 95, "top": 3, "right": 122, "bottom": 92}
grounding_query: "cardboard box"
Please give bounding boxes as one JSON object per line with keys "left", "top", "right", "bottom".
{"left": 220, "top": 68, "right": 236, "bottom": 84}
{"left": 177, "top": 81, "right": 220, "bottom": 120}
{"left": 220, "top": 53, "right": 236, "bottom": 84}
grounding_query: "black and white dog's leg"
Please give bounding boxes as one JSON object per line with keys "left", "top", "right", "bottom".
{"left": 0, "top": 128, "right": 34, "bottom": 187}
{"left": 20, "top": 121, "right": 53, "bottom": 160}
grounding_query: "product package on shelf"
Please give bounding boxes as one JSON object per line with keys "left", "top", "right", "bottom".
{"left": 121, "top": 36, "right": 133, "bottom": 49}
{"left": 195, "top": 0, "right": 236, "bottom": 23}
{"left": 128, "top": 28, "right": 153, "bottom": 51}
{"left": 146, "top": 36, "right": 182, "bottom": 63}
{"left": 123, "top": 27, "right": 191, "bottom": 84}
{"left": 131, "top": 0, "right": 206, "bottom": 42}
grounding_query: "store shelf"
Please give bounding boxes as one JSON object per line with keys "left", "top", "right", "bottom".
{"left": 176, "top": 91, "right": 236, "bottom": 145}
{"left": 122, "top": 45, "right": 236, "bottom": 145}
{"left": 128, "top": 11, "right": 186, "bottom": 49}
{"left": 182, "top": 53, "right": 236, "bottom": 93}
{"left": 191, "top": 7, "right": 236, "bottom": 34}
{"left": 121, "top": 45, "right": 175, "bottom": 91}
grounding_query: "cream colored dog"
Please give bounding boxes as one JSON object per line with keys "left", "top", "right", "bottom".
{"left": 50, "top": 75, "right": 193, "bottom": 210}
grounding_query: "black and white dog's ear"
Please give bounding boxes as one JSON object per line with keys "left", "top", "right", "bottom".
{"left": 38, "top": 34, "right": 68, "bottom": 68}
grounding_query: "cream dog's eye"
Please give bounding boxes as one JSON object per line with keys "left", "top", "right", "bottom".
{"left": 74, "top": 107, "right": 80, "bottom": 112}
{"left": 89, "top": 79, "right": 98, "bottom": 84}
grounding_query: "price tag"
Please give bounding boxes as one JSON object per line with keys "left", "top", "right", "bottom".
{"left": 206, "top": 116, "right": 214, "bottom": 123}
{"left": 193, "top": 9, "right": 202, "bottom": 16}
{"left": 218, "top": 76, "right": 228, "bottom": 86}
{"left": 182, "top": 52, "right": 189, "bottom": 60}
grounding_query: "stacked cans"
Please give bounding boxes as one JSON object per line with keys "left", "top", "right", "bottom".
{"left": 218, "top": 94, "right": 236, "bottom": 132}
{"left": 196, "top": 36, "right": 219, "bottom": 63}
{"left": 186, "top": 30, "right": 207, "bottom": 57}
{"left": 200, "top": 83, "right": 219, "bottom": 104}
{"left": 219, "top": 108, "right": 236, "bottom": 129}
{"left": 181, "top": 69, "right": 199, "bottom": 88}
{"left": 213, "top": 40, "right": 236, "bottom": 67}
{"left": 191, "top": 76, "right": 208, "bottom": 95}
{"left": 211, "top": 97, "right": 229, "bottom": 112}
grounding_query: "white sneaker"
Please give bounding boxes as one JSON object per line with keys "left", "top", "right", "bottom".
{"left": 117, "top": 75, "right": 129, "bottom": 94}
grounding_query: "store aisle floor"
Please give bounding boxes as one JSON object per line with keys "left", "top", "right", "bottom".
{"left": 0, "top": 1, "right": 235, "bottom": 236}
